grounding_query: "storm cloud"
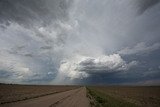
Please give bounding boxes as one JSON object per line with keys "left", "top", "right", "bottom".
{"left": 0, "top": 0, "right": 160, "bottom": 85}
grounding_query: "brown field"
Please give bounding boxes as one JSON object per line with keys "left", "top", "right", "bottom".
{"left": 88, "top": 86, "right": 160, "bottom": 107}
{"left": 0, "top": 84, "right": 79, "bottom": 104}
{"left": 1, "top": 84, "right": 160, "bottom": 107}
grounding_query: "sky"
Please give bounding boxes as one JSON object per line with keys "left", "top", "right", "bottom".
{"left": 0, "top": 0, "right": 160, "bottom": 85}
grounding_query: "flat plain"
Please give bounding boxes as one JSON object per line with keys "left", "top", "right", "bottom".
{"left": 0, "top": 84, "right": 160, "bottom": 107}
{"left": 87, "top": 86, "right": 160, "bottom": 107}
{"left": 0, "top": 84, "right": 80, "bottom": 105}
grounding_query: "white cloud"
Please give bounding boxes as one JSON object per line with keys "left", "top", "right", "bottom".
{"left": 58, "top": 54, "right": 137, "bottom": 79}
{"left": 57, "top": 20, "right": 73, "bottom": 31}
{"left": 57, "top": 54, "right": 89, "bottom": 80}
{"left": 118, "top": 42, "right": 160, "bottom": 55}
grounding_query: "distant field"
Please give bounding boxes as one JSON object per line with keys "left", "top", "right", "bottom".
{"left": 0, "top": 84, "right": 79, "bottom": 104}
{"left": 87, "top": 86, "right": 160, "bottom": 107}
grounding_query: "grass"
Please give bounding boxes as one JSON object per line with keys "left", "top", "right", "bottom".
{"left": 87, "top": 87, "right": 138, "bottom": 107}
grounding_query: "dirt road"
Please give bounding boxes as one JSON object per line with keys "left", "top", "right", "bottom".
{"left": 1, "top": 87, "right": 90, "bottom": 107}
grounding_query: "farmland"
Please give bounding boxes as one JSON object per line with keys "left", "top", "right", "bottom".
{"left": 0, "top": 84, "right": 79, "bottom": 105}
{"left": 87, "top": 86, "right": 160, "bottom": 107}
{"left": 1, "top": 84, "right": 160, "bottom": 107}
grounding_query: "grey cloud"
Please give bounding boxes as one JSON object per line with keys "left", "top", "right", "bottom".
{"left": 58, "top": 54, "right": 138, "bottom": 80}
{"left": 136, "top": 0, "right": 160, "bottom": 15}
{"left": 24, "top": 53, "right": 33, "bottom": 57}
{"left": 77, "top": 55, "right": 138, "bottom": 73}
{"left": 0, "top": 0, "right": 160, "bottom": 85}
{"left": 0, "top": 0, "right": 73, "bottom": 83}
{"left": 0, "top": 0, "right": 48, "bottom": 26}
{"left": 0, "top": 0, "right": 73, "bottom": 27}
{"left": 118, "top": 42, "right": 160, "bottom": 55}
{"left": 40, "top": 46, "right": 52, "bottom": 50}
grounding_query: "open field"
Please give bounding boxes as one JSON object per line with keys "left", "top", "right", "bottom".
{"left": 87, "top": 86, "right": 160, "bottom": 107}
{"left": 1, "top": 84, "right": 160, "bottom": 107}
{"left": 0, "top": 84, "right": 80, "bottom": 105}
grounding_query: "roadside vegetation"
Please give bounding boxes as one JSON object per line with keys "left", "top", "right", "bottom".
{"left": 87, "top": 87, "right": 138, "bottom": 107}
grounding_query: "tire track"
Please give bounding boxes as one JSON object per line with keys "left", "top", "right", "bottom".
{"left": 49, "top": 88, "right": 82, "bottom": 107}
{"left": 49, "top": 87, "right": 90, "bottom": 107}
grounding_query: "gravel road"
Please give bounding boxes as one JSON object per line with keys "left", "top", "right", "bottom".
{"left": 1, "top": 87, "right": 90, "bottom": 107}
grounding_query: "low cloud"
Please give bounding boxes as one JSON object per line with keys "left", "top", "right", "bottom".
{"left": 58, "top": 54, "right": 137, "bottom": 80}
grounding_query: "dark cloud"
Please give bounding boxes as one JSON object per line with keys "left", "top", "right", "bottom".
{"left": 24, "top": 53, "right": 33, "bottom": 57}
{"left": 0, "top": 0, "right": 72, "bottom": 27}
{"left": 0, "top": 70, "right": 12, "bottom": 78}
{"left": 0, "top": 0, "right": 160, "bottom": 85}
{"left": 40, "top": 46, "right": 52, "bottom": 50}
{"left": 0, "top": 0, "right": 47, "bottom": 26}
{"left": 137, "top": 0, "right": 160, "bottom": 15}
